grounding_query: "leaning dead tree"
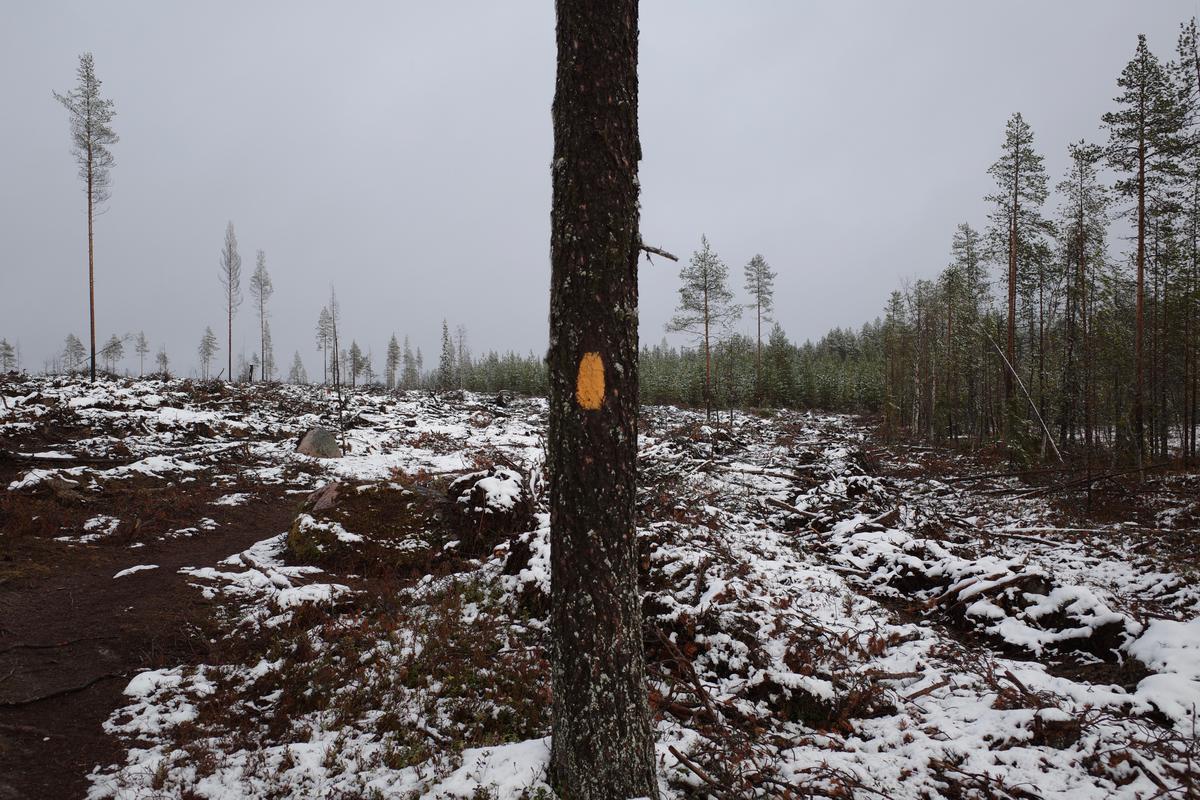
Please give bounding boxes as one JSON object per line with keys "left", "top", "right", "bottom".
{"left": 547, "top": 0, "right": 659, "bottom": 797}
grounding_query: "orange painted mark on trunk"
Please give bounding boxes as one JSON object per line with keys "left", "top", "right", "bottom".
{"left": 576, "top": 352, "right": 605, "bottom": 410}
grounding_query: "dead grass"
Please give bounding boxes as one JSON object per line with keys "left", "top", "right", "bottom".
{"left": 132, "top": 576, "right": 550, "bottom": 794}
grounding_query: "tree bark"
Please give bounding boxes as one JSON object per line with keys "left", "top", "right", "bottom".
{"left": 703, "top": 283, "right": 712, "bottom": 421}
{"left": 547, "top": 1, "right": 658, "bottom": 798}
{"left": 1005, "top": 154, "right": 1019, "bottom": 445}
{"left": 261, "top": 296, "right": 267, "bottom": 382}
{"left": 87, "top": 140, "right": 96, "bottom": 383}
{"left": 1134, "top": 96, "right": 1146, "bottom": 466}
{"left": 1080, "top": 171, "right": 1093, "bottom": 457}
{"left": 755, "top": 297, "right": 762, "bottom": 404}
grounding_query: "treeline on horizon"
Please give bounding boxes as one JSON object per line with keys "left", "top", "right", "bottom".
{"left": 437, "top": 18, "right": 1200, "bottom": 469}
{"left": 14, "top": 19, "right": 1200, "bottom": 468}
{"left": 650, "top": 17, "right": 1200, "bottom": 469}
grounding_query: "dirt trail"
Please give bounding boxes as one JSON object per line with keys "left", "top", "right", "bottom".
{"left": 0, "top": 497, "right": 297, "bottom": 800}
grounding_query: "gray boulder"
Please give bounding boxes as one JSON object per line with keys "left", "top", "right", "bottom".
{"left": 296, "top": 427, "right": 342, "bottom": 458}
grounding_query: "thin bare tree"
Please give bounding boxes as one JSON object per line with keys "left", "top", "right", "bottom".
{"left": 54, "top": 53, "right": 118, "bottom": 383}
{"left": 249, "top": 250, "right": 273, "bottom": 381}
{"left": 134, "top": 331, "right": 149, "bottom": 376}
{"left": 218, "top": 222, "right": 243, "bottom": 382}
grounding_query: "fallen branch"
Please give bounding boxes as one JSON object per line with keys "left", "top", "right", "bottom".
{"left": 977, "top": 529, "right": 1061, "bottom": 547}
{"left": 929, "top": 571, "right": 1045, "bottom": 612}
{"left": 942, "top": 466, "right": 1074, "bottom": 484}
{"left": 656, "top": 629, "right": 719, "bottom": 723}
{"left": 0, "top": 671, "right": 128, "bottom": 707}
{"left": 1009, "top": 461, "right": 1172, "bottom": 498}
{"left": 764, "top": 496, "right": 821, "bottom": 520}
{"left": 1001, "top": 669, "right": 1031, "bottom": 697}
{"left": 668, "top": 745, "right": 723, "bottom": 790}
{"left": 0, "top": 635, "right": 118, "bottom": 656}
{"left": 903, "top": 676, "right": 951, "bottom": 702}
{"left": 922, "top": 571, "right": 1008, "bottom": 609}
{"left": 717, "top": 463, "right": 820, "bottom": 478}
{"left": 0, "top": 449, "right": 136, "bottom": 467}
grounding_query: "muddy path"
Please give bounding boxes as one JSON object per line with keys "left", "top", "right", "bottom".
{"left": 0, "top": 495, "right": 297, "bottom": 800}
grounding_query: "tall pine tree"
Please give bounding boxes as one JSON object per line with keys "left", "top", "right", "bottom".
{"left": 667, "top": 235, "right": 742, "bottom": 419}
{"left": 1104, "top": 34, "right": 1185, "bottom": 462}
{"left": 986, "top": 112, "right": 1050, "bottom": 445}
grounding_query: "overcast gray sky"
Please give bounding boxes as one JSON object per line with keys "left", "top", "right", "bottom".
{"left": 2, "top": 1, "right": 1197, "bottom": 377}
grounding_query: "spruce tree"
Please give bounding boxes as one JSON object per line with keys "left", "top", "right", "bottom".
{"left": 401, "top": 336, "right": 418, "bottom": 388}
{"left": 349, "top": 341, "right": 363, "bottom": 388}
{"left": 385, "top": 334, "right": 401, "bottom": 389}
{"left": 455, "top": 325, "right": 470, "bottom": 389}
{"left": 764, "top": 322, "right": 795, "bottom": 406}
{"left": 289, "top": 351, "right": 308, "bottom": 384}
{"left": 437, "top": 320, "right": 455, "bottom": 391}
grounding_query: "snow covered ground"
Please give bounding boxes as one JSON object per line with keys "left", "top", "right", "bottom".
{"left": 3, "top": 376, "right": 1199, "bottom": 798}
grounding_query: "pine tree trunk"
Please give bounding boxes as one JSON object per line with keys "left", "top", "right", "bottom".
{"left": 1005, "top": 157, "right": 1019, "bottom": 446}
{"left": 1135, "top": 122, "right": 1146, "bottom": 466}
{"left": 704, "top": 288, "right": 712, "bottom": 421}
{"left": 1037, "top": 268, "right": 1047, "bottom": 447}
{"left": 756, "top": 300, "right": 762, "bottom": 404}
{"left": 946, "top": 302, "right": 954, "bottom": 441}
{"left": 1157, "top": 257, "right": 1167, "bottom": 459}
{"left": 547, "top": 1, "right": 658, "bottom": 797}
{"left": 87, "top": 141, "right": 96, "bottom": 383}
{"left": 1080, "top": 186, "right": 1093, "bottom": 457}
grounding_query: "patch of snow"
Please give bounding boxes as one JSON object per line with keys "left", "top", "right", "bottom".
{"left": 114, "top": 564, "right": 159, "bottom": 579}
